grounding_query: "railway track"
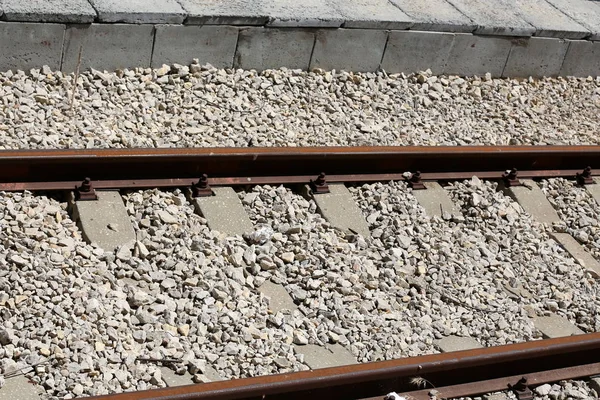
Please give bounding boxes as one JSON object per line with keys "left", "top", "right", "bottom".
{"left": 1, "top": 145, "right": 600, "bottom": 400}
{"left": 0, "top": 145, "right": 598, "bottom": 191}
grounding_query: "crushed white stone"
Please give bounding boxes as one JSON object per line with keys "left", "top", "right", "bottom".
{"left": 0, "top": 65, "right": 598, "bottom": 149}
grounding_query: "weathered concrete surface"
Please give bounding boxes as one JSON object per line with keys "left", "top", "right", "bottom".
{"left": 335, "top": 0, "right": 413, "bottom": 30}
{"left": 544, "top": 0, "right": 600, "bottom": 40}
{"left": 503, "top": 37, "right": 570, "bottom": 78}
{"left": 560, "top": 40, "right": 600, "bottom": 77}
{"left": 0, "top": 375, "right": 42, "bottom": 400}
{"left": 234, "top": 28, "right": 314, "bottom": 71}
{"left": 533, "top": 314, "right": 584, "bottom": 338}
{"left": 268, "top": 0, "right": 344, "bottom": 28}
{"left": 161, "top": 367, "right": 194, "bottom": 387}
{"left": 484, "top": 394, "right": 510, "bottom": 400}
{"left": 152, "top": 25, "right": 238, "bottom": 68}
{"left": 444, "top": 33, "right": 512, "bottom": 77}
{"left": 503, "top": 179, "right": 561, "bottom": 224}
{"left": 71, "top": 190, "right": 136, "bottom": 252}
{"left": 585, "top": 179, "right": 600, "bottom": 206}
{"left": 445, "top": 0, "right": 535, "bottom": 36}
{"left": 0, "top": 0, "right": 96, "bottom": 23}
{"left": 62, "top": 23, "right": 154, "bottom": 72}
{"left": 258, "top": 281, "right": 298, "bottom": 313}
{"left": 435, "top": 335, "right": 483, "bottom": 352}
{"left": 294, "top": 344, "right": 357, "bottom": 369}
{"left": 390, "top": 0, "right": 475, "bottom": 33}
{"left": 0, "top": 22, "right": 64, "bottom": 71}
{"left": 412, "top": 182, "right": 461, "bottom": 218}
{"left": 193, "top": 187, "right": 254, "bottom": 237}
{"left": 550, "top": 232, "right": 600, "bottom": 278}
{"left": 177, "top": 0, "right": 268, "bottom": 25}
{"left": 90, "top": 0, "right": 186, "bottom": 24}
{"left": 509, "top": 0, "right": 589, "bottom": 39}
{"left": 310, "top": 29, "right": 387, "bottom": 72}
{"left": 309, "top": 184, "right": 371, "bottom": 238}
{"left": 381, "top": 31, "right": 454, "bottom": 75}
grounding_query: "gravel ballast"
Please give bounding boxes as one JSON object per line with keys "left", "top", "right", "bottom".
{"left": 2, "top": 182, "right": 600, "bottom": 398}
{"left": 1, "top": 63, "right": 600, "bottom": 399}
{"left": 0, "top": 64, "right": 598, "bottom": 149}
{"left": 541, "top": 178, "right": 600, "bottom": 261}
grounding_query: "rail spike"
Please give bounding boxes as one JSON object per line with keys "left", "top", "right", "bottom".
{"left": 192, "top": 174, "right": 213, "bottom": 197}
{"left": 310, "top": 172, "right": 330, "bottom": 194}
{"left": 576, "top": 166, "right": 593, "bottom": 185}
{"left": 502, "top": 168, "right": 522, "bottom": 187}
{"left": 76, "top": 177, "right": 98, "bottom": 201}
{"left": 407, "top": 171, "right": 426, "bottom": 190}
{"left": 509, "top": 377, "right": 534, "bottom": 400}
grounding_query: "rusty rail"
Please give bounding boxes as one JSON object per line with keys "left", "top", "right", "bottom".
{"left": 87, "top": 333, "right": 600, "bottom": 400}
{"left": 0, "top": 145, "right": 598, "bottom": 191}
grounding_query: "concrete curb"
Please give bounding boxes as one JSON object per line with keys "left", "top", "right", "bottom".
{"left": 0, "top": 20, "right": 598, "bottom": 77}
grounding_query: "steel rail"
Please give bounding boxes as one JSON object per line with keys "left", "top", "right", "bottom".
{"left": 387, "top": 362, "right": 600, "bottom": 400}
{"left": 0, "top": 145, "right": 598, "bottom": 190}
{"left": 87, "top": 333, "right": 600, "bottom": 400}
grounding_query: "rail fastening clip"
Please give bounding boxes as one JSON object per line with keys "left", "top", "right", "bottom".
{"left": 310, "top": 172, "right": 330, "bottom": 194}
{"left": 76, "top": 177, "right": 98, "bottom": 201}
{"left": 192, "top": 174, "right": 213, "bottom": 197}
{"left": 576, "top": 166, "right": 593, "bottom": 185}
{"left": 502, "top": 168, "right": 522, "bottom": 187}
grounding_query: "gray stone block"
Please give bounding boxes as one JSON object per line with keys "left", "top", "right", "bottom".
{"left": 258, "top": 281, "right": 298, "bottom": 313}
{"left": 152, "top": 25, "right": 238, "bottom": 68}
{"left": 503, "top": 37, "right": 570, "bottom": 78}
{"left": 545, "top": 0, "right": 600, "bottom": 40}
{"left": 502, "top": 179, "right": 561, "bottom": 224}
{"left": 0, "top": 0, "right": 96, "bottom": 23}
{"left": 510, "top": 0, "right": 590, "bottom": 39}
{"left": 484, "top": 394, "right": 511, "bottom": 400}
{"left": 62, "top": 23, "right": 154, "bottom": 72}
{"left": 294, "top": 344, "right": 357, "bottom": 369}
{"left": 444, "top": 33, "right": 512, "bottom": 77}
{"left": 550, "top": 232, "right": 600, "bottom": 278}
{"left": 71, "top": 190, "right": 136, "bottom": 252}
{"left": 446, "top": 0, "right": 535, "bottom": 36}
{"left": 533, "top": 314, "right": 584, "bottom": 338}
{"left": 435, "top": 335, "right": 483, "bottom": 352}
{"left": 177, "top": 0, "right": 269, "bottom": 25}
{"left": 0, "top": 375, "right": 42, "bottom": 400}
{"left": 268, "top": 0, "right": 344, "bottom": 28}
{"left": 412, "top": 181, "right": 461, "bottom": 218}
{"left": 309, "top": 184, "right": 371, "bottom": 238}
{"left": 161, "top": 367, "right": 194, "bottom": 387}
{"left": 334, "top": 0, "right": 413, "bottom": 30}
{"left": 382, "top": 31, "right": 455, "bottom": 75}
{"left": 193, "top": 187, "right": 254, "bottom": 237}
{"left": 234, "top": 28, "right": 315, "bottom": 71}
{"left": 203, "top": 365, "right": 224, "bottom": 382}
{"left": 310, "top": 29, "right": 388, "bottom": 72}
{"left": 560, "top": 40, "right": 600, "bottom": 77}
{"left": 390, "top": 0, "right": 475, "bottom": 33}
{"left": 0, "top": 22, "right": 64, "bottom": 71}
{"left": 586, "top": 178, "right": 600, "bottom": 205}
{"left": 90, "top": 0, "right": 186, "bottom": 24}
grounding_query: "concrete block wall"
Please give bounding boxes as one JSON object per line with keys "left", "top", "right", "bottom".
{"left": 0, "top": 0, "right": 599, "bottom": 77}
